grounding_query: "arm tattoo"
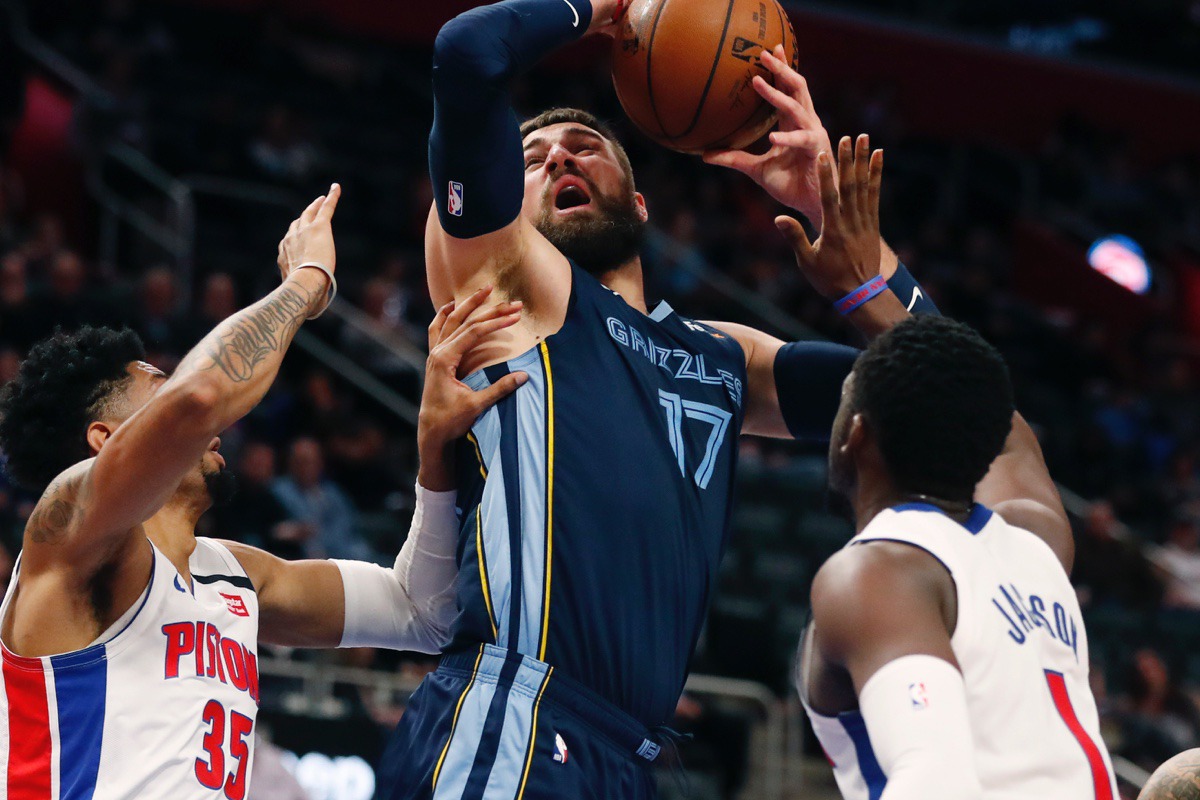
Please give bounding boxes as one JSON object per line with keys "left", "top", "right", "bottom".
{"left": 26, "top": 478, "right": 81, "bottom": 545}
{"left": 202, "top": 283, "right": 319, "bottom": 383}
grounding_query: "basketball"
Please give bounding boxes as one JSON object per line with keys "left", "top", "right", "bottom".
{"left": 611, "top": 0, "right": 800, "bottom": 154}
{"left": 1138, "top": 749, "right": 1200, "bottom": 799}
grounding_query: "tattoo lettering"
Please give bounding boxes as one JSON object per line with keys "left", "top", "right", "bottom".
{"left": 203, "top": 284, "right": 318, "bottom": 382}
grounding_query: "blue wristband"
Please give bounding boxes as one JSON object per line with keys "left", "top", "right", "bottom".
{"left": 834, "top": 275, "right": 888, "bottom": 315}
{"left": 887, "top": 262, "right": 941, "bottom": 315}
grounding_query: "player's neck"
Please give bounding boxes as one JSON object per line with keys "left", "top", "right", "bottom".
{"left": 853, "top": 480, "right": 974, "bottom": 534}
{"left": 141, "top": 498, "right": 202, "bottom": 578}
{"left": 597, "top": 257, "right": 648, "bottom": 314}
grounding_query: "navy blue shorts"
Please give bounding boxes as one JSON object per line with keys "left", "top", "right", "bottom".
{"left": 375, "top": 645, "right": 660, "bottom": 800}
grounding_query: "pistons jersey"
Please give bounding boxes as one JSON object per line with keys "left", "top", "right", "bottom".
{"left": 804, "top": 504, "right": 1118, "bottom": 800}
{"left": 0, "top": 537, "right": 260, "bottom": 800}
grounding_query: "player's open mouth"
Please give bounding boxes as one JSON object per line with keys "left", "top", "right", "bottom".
{"left": 552, "top": 179, "right": 592, "bottom": 214}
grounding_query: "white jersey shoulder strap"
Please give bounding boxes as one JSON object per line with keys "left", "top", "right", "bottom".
{"left": 851, "top": 502, "right": 997, "bottom": 580}
{"left": 191, "top": 538, "right": 254, "bottom": 589}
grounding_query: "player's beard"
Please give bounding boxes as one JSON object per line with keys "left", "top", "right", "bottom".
{"left": 535, "top": 179, "right": 646, "bottom": 276}
{"left": 202, "top": 466, "right": 238, "bottom": 509}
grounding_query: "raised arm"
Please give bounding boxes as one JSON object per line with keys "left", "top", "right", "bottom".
{"left": 227, "top": 289, "right": 528, "bottom": 649}
{"left": 425, "top": 0, "right": 620, "bottom": 309}
{"left": 22, "top": 188, "right": 339, "bottom": 580}
{"left": 976, "top": 415, "right": 1072, "bottom": 571}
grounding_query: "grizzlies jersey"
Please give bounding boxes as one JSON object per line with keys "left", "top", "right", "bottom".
{"left": 805, "top": 504, "right": 1117, "bottom": 800}
{"left": 0, "top": 538, "right": 260, "bottom": 799}
{"left": 454, "top": 262, "right": 746, "bottom": 726}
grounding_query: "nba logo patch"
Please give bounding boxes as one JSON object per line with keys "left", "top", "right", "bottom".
{"left": 220, "top": 593, "right": 249, "bottom": 617}
{"left": 553, "top": 733, "right": 569, "bottom": 763}
{"left": 908, "top": 682, "right": 930, "bottom": 710}
{"left": 448, "top": 181, "right": 464, "bottom": 217}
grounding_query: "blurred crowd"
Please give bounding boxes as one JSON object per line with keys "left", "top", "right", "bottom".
{"left": 2, "top": 0, "right": 1200, "bottom": 794}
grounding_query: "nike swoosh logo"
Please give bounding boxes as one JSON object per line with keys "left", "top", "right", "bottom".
{"left": 907, "top": 287, "right": 923, "bottom": 312}
{"left": 561, "top": 0, "right": 580, "bottom": 27}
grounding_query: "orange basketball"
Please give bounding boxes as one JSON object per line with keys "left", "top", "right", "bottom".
{"left": 611, "top": 0, "right": 800, "bottom": 154}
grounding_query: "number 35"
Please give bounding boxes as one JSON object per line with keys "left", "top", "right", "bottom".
{"left": 195, "top": 699, "right": 254, "bottom": 800}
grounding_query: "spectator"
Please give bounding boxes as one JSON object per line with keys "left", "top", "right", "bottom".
{"left": 248, "top": 105, "right": 318, "bottom": 184}
{"left": 210, "top": 441, "right": 310, "bottom": 559}
{"left": 0, "top": 255, "right": 37, "bottom": 350}
{"left": 339, "top": 277, "right": 421, "bottom": 382}
{"left": 181, "top": 271, "right": 239, "bottom": 347}
{"left": 1116, "top": 648, "right": 1200, "bottom": 771}
{"left": 31, "top": 252, "right": 107, "bottom": 336}
{"left": 271, "top": 437, "right": 371, "bottom": 562}
{"left": 1072, "top": 500, "right": 1163, "bottom": 611}
{"left": 1155, "top": 512, "right": 1200, "bottom": 611}
{"left": 134, "top": 266, "right": 186, "bottom": 362}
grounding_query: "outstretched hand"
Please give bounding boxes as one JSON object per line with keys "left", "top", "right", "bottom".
{"left": 775, "top": 134, "right": 883, "bottom": 300}
{"left": 277, "top": 183, "right": 341, "bottom": 281}
{"left": 417, "top": 286, "right": 527, "bottom": 490}
{"left": 703, "top": 46, "right": 832, "bottom": 224}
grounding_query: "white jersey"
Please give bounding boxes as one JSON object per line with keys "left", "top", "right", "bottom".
{"left": 0, "top": 538, "right": 260, "bottom": 800}
{"left": 804, "top": 503, "right": 1118, "bottom": 800}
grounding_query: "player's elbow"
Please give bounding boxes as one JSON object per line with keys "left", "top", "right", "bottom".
{"left": 162, "top": 377, "right": 225, "bottom": 433}
{"left": 433, "top": 7, "right": 517, "bottom": 92}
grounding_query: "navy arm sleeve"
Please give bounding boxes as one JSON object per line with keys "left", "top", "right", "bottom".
{"left": 772, "top": 341, "right": 861, "bottom": 443}
{"left": 774, "top": 264, "right": 938, "bottom": 442}
{"left": 430, "top": 0, "right": 592, "bottom": 238}
{"left": 887, "top": 262, "right": 941, "bottom": 315}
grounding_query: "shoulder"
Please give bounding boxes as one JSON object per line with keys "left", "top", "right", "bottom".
{"left": 699, "top": 320, "right": 776, "bottom": 365}
{"left": 23, "top": 460, "right": 95, "bottom": 548}
{"left": 991, "top": 498, "right": 1074, "bottom": 573}
{"left": 812, "top": 541, "right": 954, "bottom": 660}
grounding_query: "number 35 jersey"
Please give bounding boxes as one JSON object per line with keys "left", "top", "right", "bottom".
{"left": 455, "top": 262, "right": 747, "bottom": 727}
{"left": 0, "top": 537, "right": 260, "bottom": 800}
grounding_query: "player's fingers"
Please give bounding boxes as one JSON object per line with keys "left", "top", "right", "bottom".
{"left": 760, "top": 49, "right": 816, "bottom": 115}
{"left": 751, "top": 75, "right": 808, "bottom": 125}
{"left": 855, "top": 134, "right": 871, "bottom": 221}
{"left": 444, "top": 305, "right": 523, "bottom": 356}
{"left": 701, "top": 149, "right": 760, "bottom": 175}
{"left": 428, "top": 300, "right": 455, "bottom": 350}
{"left": 441, "top": 304, "right": 522, "bottom": 359}
{"left": 441, "top": 286, "right": 494, "bottom": 339}
{"left": 868, "top": 148, "right": 884, "bottom": 233}
{"left": 817, "top": 150, "right": 841, "bottom": 228}
{"left": 837, "top": 136, "right": 857, "bottom": 226}
{"left": 774, "top": 215, "right": 814, "bottom": 261}
{"left": 316, "top": 183, "right": 341, "bottom": 220}
{"left": 768, "top": 129, "right": 823, "bottom": 152}
{"left": 300, "top": 193, "right": 326, "bottom": 225}
{"left": 474, "top": 371, "right": 529, "bottom": 412}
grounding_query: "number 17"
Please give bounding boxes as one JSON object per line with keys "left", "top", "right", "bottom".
{"left": 659, "top": 389, "right": 732, "bottom": 490}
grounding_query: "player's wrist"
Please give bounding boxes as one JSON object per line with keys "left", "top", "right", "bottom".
{"left": 416, "top": 436, "right": 456, "bottom": 492}
{"left": 286, "top": 263, "right": 337, "bottom": 319}
{"left": 833, "top": 274, "right": 888, "bottom": 315}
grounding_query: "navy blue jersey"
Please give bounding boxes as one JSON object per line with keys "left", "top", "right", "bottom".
{"left": 452, "top": 263, "right": 747, "bottom": 727}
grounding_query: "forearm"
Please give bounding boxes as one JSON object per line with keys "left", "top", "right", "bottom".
{"left": 336, "top": 484, "right": 460, "bottom": 652}
{"left": 171, "top": 270, "right": 327, "bottom": 431}
{"left": 417, "top": 436, "right": 455, "bottom": 493}
{"left": 430, "top": 0, "right": 600, "bottom": 238}
{"left": 859, "top": 655, "right": 983, "bottom": 800}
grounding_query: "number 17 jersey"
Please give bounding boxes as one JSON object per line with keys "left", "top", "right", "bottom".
{"left": 1, "top": 537, "right": 260, "bottom": 799}
{"left": 454, "top": 262, "right": 747, "bottom": 728}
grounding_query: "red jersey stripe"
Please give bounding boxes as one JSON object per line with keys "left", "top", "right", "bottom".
{"left": 4, "top": 652, "right": 53, "bottom": 800}
{"left": 1046, "top": 670, "right": 1114, "bottom": 800}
